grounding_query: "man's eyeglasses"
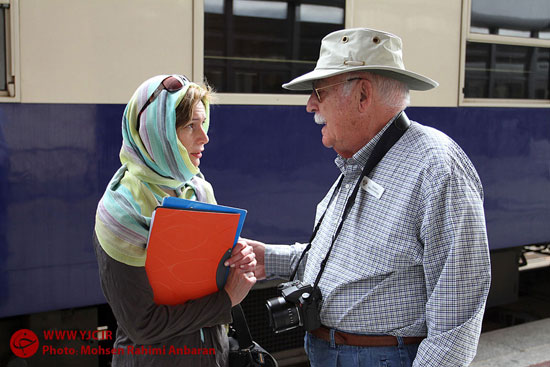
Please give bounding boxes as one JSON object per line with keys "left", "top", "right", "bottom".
{"left": 313, "top": 77, "right": 364, "bottom": 103}
{"left": 136, "top": 75, "right": 188, "bottom": 130}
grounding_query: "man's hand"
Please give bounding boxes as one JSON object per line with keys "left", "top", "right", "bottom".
{"left": 239, "top": 238, "right": 266, "bottom": 280}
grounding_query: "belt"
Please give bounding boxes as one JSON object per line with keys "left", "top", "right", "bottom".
{"left": 310, "top": 326, "right": 425, "bottom": 347}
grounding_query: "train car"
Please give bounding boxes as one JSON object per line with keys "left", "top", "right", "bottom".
{"left": 0, "top": 0, "right": 549, "bottom": 365}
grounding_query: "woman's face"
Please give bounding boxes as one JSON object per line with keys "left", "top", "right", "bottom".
{"left": 176, "top": 101, "right": 209, "bottom": 167}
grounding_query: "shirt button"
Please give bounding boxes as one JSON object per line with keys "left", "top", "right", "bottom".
{"left": 346, "top": 184, "right": 351, "bottom": 189}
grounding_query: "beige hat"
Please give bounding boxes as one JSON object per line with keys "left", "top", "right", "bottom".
{"left": 282, "top": 28, "right": 438, "bottom": 91}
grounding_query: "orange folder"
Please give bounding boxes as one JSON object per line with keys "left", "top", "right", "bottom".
{"left": 145, "top": 207, "right": 241, "bottom": 305}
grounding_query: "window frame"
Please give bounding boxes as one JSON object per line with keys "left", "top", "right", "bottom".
{"left": 459, "top": 0, "right": 550, "bottom": 107}
{"left": 194, "top": 0, "right": 350, "bottom": 105}
{"left": 0, "top": 0, "right": 19, "bottom": 102}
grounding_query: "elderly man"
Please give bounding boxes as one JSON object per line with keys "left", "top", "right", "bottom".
{"left": 240, "top": 28, "right": 491, "bottom": 366}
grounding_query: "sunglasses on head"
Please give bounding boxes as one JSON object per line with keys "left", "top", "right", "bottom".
{"left": 136, "top": 75, "right": 189, "bottom": 130}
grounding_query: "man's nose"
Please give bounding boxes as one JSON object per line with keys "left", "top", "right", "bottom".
{"left": 306, "top": 92, "right": 319, "bottom": 113}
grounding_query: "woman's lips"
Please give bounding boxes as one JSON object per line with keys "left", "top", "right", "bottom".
{"left": 191, "top": 152, "right": 202, "bottom": 159}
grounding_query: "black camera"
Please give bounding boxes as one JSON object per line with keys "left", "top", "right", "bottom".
{"left": 265, "top": 280, "right": 322, "bottom": 333}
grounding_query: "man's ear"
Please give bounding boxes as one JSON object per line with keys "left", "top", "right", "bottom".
{"left": 358, "top": 79, "right": 372, "bottom": 112}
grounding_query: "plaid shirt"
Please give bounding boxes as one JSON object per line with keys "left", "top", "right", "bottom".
{"left": 265, "top": 118, "right": 491, "bottom": 366}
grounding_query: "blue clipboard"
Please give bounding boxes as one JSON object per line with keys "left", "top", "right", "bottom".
{"left": 161, "top": 197, "right": 247, "bottom": 247}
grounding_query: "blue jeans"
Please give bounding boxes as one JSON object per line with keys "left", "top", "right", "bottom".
{"left": 305, "top": 331, "right": 420, "bottom": 367}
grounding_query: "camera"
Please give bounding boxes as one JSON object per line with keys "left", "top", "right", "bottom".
{"left": 265, "top": 280, "right": 322, "bottom": 333}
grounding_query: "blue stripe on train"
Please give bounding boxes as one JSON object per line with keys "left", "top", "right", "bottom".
{"left": 0, "top": 103, "right": 548, "bottom": 317}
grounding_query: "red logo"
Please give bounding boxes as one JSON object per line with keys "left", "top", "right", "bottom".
{"left": 10, "top": 329, "right": 39, "bottom": 358}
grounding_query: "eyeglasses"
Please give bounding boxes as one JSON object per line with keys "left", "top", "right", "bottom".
{"left": 136, "top": 75, "right": 189, "bottom": 130}
{"left": 313, "top": 77, "right": 364, "bottom": 103}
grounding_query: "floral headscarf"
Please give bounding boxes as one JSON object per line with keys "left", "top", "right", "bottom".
{"left": 95, "top": 75, "right": 215, "bottom": 266}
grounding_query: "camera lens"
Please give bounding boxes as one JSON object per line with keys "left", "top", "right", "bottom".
{"left": 265, "top": 296, "right": 300, "bottom": 333}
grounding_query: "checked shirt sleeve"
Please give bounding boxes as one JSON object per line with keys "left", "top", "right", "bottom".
{"left": 264, "top": 243, "right": 308, "bottom": 280}
{"left": 413, "top": 161, "right": 491, "bottom": 367}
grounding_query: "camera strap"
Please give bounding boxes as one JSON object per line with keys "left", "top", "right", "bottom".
{"left": 230, "top": 305, "right": 279, "bottom": 366}
{"left": 289, "top": 112, "right": 411, "bottom": 284}
{"left": 231, "top": 305, "right": 254, "bottom": 349}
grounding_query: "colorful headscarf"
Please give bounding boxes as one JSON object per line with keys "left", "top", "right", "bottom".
{"left": 95, "top": 75, "right": 216, "bottom": 266}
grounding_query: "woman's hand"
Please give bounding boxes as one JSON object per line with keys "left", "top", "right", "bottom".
{"left": 223, "top": 240, "right": 257, "bottom": 306}
{"left": 224, "top": 268, "right": 256, "bottom": 307}
{"left": 224, "top": 240, "right": 256, "bottom": 271}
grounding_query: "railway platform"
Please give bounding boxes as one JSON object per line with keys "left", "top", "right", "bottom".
{"left": 471, "top": 317, "right": 550, "bottom": 367}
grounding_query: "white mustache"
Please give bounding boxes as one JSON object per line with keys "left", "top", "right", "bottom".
{"left": 314, "top": 113, "right": 326, "bottom": 125}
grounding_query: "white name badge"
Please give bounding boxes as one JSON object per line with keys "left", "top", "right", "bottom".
{"left": 361, "top": 177, "right": 385, "bottom": 199}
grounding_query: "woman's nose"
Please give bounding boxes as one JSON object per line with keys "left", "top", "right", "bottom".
{"left": 198, "top": 126, "right": 209, "bottom": 145}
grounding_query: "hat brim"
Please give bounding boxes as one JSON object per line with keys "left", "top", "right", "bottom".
{"left": 282, "top": 66, "right": 438, "bottom": 91}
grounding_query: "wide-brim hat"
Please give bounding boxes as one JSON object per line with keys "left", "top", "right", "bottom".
{"left": 283, "top": 28, "right": 438, "bottom": 91}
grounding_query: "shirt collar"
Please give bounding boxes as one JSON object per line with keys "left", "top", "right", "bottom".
{"left": 335, "top": 113, "right": 400, "bottom": 174}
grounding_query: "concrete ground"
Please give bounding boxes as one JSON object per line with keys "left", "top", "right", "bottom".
{"left": 471, "top": 318, "right": 550, "bottom": 367}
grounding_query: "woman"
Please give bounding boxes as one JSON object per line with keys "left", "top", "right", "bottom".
{"left": 94, "top": 75, "right": 256, "bottom": 366}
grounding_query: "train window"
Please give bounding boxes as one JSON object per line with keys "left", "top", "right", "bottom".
{"left": 464, "top": 0, "right": 550, "bottom": 101}
{"left": 1, "top": 4, "right": 7, "bottom": 92}
{"left": 0, "top": 0, "right": 16, "bottom": 100}
{"left": 470, "top": 0, "right": 550, "bottom": 40}
{"left": 465, "top": 43, "right": 549, "bottom": 99}
{"left": 203, "top": 0, "right": 345, "bottom": 94}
